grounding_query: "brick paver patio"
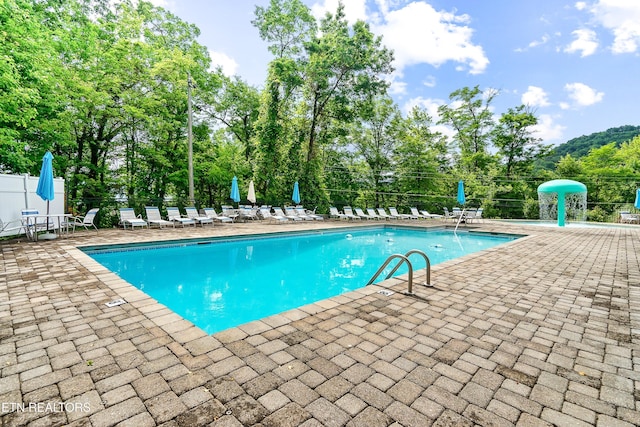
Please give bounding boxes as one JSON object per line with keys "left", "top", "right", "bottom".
{"left": 0, "top": 219, "right": 638, "bottom": 426}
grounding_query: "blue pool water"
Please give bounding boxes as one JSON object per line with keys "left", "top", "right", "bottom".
{"left": 85, "top": 227, "right": 519, "bottom": 334}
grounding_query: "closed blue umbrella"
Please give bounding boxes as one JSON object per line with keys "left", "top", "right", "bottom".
{"left": 635, "top": 189, "right": 640, "bottom": 210}
{"left": 230, "top": 176, "right": 240, "bottom": 203}
{"left": 457, "top": 180, "right": 465, "bottom": 205}
{"left": 36, "top": 151, "right": 55, "bottom": 215}
{"left": 292, "top": 181, "right": 300, "bottom": 204}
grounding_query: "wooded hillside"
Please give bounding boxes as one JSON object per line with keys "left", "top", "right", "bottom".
{"left": 538, "top": 125, "right": 640, "bottom": 169}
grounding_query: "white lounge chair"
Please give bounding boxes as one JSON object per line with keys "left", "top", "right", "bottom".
{"left": 366, "top": 208, "right": 382, "bottom": 220}
{"left": 354, "top": 207, "right": 374, "bottom": 220}
{"left": 343, "top": 206, "right": 361, "bottom": 220}
{"left": 144, "top": 206, "right": 173, "bottom": 229}
{"left": 461, "top": 208, "right": 477, "bottom": 223}
{"left": 296, "top": 206, "right": 323, "bottom": 220}
{"left": 285, "top": 206, "right": 313, "bottom": 220}
{"left": 377, "top": 208, "right": 397, "bottom": 220}
{"left": 274, "top": 206, "right": 301, "bottom": 221}
{"left": 410, "top": 207, "right": 431, "bottom": 219}
{"left": 475, "top": 208, "right": 484, "bottom": 222}
{"left": 166, "top": 207, "right": 196, "bottom": 227}
{"left": 259, "top": 207, "right": 288, "bottom": 224}
{"left": 443, "top": 207, "right": 456, "bottom": 222}
{"left": 63, "top": 207, "right": 100, "bottom": 233}
{"left": 203, "top": 208, "right": 233, "bottom": 223}
{"left": 185, "top": 207, "right": 214, "bottom": 227}
{"left": 620, "top": 211, "right": 639, "bottom": 224}
{"left": 416, "top": 208, "right": 442, "bottom": 220}
{"left": 238, "top": 206, "right": 259, "bottom": 221}
{"left": 221, "top": 205, "right": 240, "bottom": 222}
{"left": 389, "top": 207, "right": 415, "bottom": 220}
{"left": 329, "top": 206, "right": 348, "bottom": 220}
{"left": 119, "top": 208, "right": 148, "bottom": 230}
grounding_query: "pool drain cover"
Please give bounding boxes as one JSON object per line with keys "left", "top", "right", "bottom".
{"left": 377, "top": 290, "right": 394, "bottom": 296}
{"left": 105, "top": 299, "right": 127, "bottom": 307}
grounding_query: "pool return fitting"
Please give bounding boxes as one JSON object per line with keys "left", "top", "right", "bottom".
{"left": 366, "top": 249, "right": 431, "bottom": 295}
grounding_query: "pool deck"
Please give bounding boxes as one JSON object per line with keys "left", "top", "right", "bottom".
{"left": 0, "top": 219, "right": 639, "bottom": 426}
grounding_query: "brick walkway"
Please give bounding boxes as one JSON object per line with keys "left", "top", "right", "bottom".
{"left": 0, "top": 220, "right": 638, "bottom": 426}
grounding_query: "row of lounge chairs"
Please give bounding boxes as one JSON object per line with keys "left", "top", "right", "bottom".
{"left": 329, "top": 206, "right": 443, "bottom": 221}
{"left": 260, "top": 206, "right": 324, "bottom": 224}
{"left": 118, "top": 205, "right": 484, "bottom": 229}
{"left": 118, "top": 205, "right": 324, "bottom": 229}
{"left": 119, "top": 207, "right": 225, "bottom": 229}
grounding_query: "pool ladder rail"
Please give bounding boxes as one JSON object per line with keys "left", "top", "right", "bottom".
{"left": 366, "top": 249, "right": 431, "bottom": 295}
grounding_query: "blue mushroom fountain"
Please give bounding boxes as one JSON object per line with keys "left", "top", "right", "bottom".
{"left": 537, "top": 179, "right": 587, "bottom": 227}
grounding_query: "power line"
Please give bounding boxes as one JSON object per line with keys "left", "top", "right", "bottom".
{"left": 322, "top": 165, "right": 640, "bottom": 184}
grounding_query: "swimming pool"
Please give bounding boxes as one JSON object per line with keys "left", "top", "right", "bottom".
{"left": 84, "top": 226, "right": 520, "bottom": 334}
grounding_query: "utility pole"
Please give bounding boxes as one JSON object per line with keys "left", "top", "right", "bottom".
{"left": 187, "top": 72, "right": 195, "bottom": 205}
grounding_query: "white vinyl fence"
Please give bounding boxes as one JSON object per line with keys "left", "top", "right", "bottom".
{"left": 0, "top": 173, "right": 65, "bottom": 237}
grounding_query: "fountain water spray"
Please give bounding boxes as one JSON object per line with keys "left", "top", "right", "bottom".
{"left": 537, "top": 179, "right": 587, "bottom": 227}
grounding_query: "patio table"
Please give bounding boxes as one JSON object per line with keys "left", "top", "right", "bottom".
{"left": 22, "top": 213, "right": 72, "bottom": 241}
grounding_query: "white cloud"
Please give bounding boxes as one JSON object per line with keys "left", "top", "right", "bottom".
{"left": 388, "top": 80, "right": 407, "bottom": 95}
{"left": 311, "top": 0, "right": 368, "bottom": 23}
{"left": 402, "top": 96, "right": 444, "bottom": 119}
{"left": 371, "top": 2, "right": 489, "bottom": 76}
{"left": 209, "top": 51, "right": 238, "bottom": 76}
{"left": 422, "top": 75, "right": 436, "bottom": 88}
{"left": 522, "top": 86, "right": 551, "bottom": 107}
{"left": 532, "top": 114, "right": 566, "bottom": 143}
{"left": 564, "top": 29, "right": 599, "bottom": 56}
{"left": 587, "top": 1, "right": 640, "bottom": 54}
{"left": 575, "top": 2, "right": 588, "bottom": 11}
{"left": 529, "top": 34, "right": 551, "bottom": 48}
{"left": 515, "top": 34, "right": 551, "bottom": 52}
{"left": 533, "top": 114, "right": 566, "bottom": 143}
{"left": 144, "top": 0, "right": 175, "bottom": 9}
{"left": 564, "top": 82, "right": 604, "bottom": 107}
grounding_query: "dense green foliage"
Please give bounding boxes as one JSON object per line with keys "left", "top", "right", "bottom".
{"left": 1, "top": 0, "right": 639, "bottom": 227}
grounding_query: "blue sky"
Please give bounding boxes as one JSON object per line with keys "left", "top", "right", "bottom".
{"left": 151, "top": 0, "right": 640, "bottom": 146}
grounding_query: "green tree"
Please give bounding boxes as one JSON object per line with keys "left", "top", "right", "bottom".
{"left": 253, "top": 0, "right": 316, "bottom": 59}
{"left": 493, "top": 105, "right": 550, "bottom": 178}
{"left": 555, "top": 154, "right": 583, "bottom": 178}
{"left": 438, "top": 85, "right": 497, "bottom": 173}
{"left": 0, "top": 0, "right": 67, "bottom": 174}
{"left": 298, "top": 4, "right": 393, "bottom": 208}
{"left": 252, "top": 1, "right": 393, "bottom": 210}
{"left": 393, "top": 106, "right": 448, "bottom": 210}
{"left": 201, "top": 74, "right": 259, "bottom": 161}
{"left": 350, "top": 96, "right": 399, "bottom": 207}
{"left": 251, "top": 0, "right": 314, "bottom": 204}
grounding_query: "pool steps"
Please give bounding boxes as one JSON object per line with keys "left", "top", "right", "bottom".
{"left": 366, "top": 249, "right": 431, "bottom": 295}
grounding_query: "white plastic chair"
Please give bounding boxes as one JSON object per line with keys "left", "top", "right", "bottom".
{"left": 64, "top": 208, "right": 100, "bottom": 233}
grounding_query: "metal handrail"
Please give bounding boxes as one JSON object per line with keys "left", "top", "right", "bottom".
{"left": 366, "top": 254, "right": 413, "bottom": 294}
{"left": 454, "top": 208, "right": 466, "bottom": 232}
{"left": 383, "top": 249, "right": 431, "bottom": 287}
